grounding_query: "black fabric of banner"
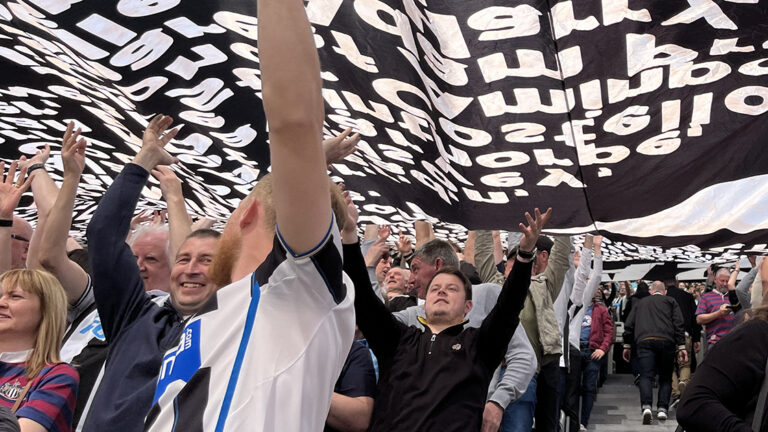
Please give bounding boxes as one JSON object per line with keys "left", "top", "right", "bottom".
{"left": 0, "top": 0, "right": 766, "bottom": 262}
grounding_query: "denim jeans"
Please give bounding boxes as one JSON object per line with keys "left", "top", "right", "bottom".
{"left": 637, "top": 339, "right": 676, "bottom": 410}
{"left": 500, "top": 372, "right": 537, "bottom": 432}
{"left": 579, "top": 348, "right": 601, "bottom": 427}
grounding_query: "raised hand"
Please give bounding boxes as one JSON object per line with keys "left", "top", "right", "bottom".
{"left": 191, "top": 217, "right": 216, "bottom": 231}
{"left": 397, "top": 230, "right": 412, "bottom": 256}
{"left": 18, "top": 143, "right": 50, "bottom": 170}
{"left": 378, "top": 225, "right": 391, "bottom": 241}
{"left": 130, "top": 209, "right": 154, "bottom": 230}
{"left": 0, "top": 160, "right": 33, "bottom": 219}
{"left": 133, "top": 114, "right": 179, "bottom": 170}
{"left": 150, "top": 209, "right": 168, "bottom": 227}
{"left": 323, "top": 127, "right": 360, "bottom": 165}
{"left": 61, "top": 121, "right": 87, "bottom": 178}
{"left": 151, "top": 165, "right": 183, "bottom": 200}
{"left": 518, "top": 207, "right": 552, "bottom": 253}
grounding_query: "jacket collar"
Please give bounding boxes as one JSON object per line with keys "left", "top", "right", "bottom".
{"left": 417, "top": 316, "right": 469, "bottom": 334}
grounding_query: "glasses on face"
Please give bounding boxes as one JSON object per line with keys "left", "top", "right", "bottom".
{"left": 10, "top": 234, "right": 30, "bottom": 243}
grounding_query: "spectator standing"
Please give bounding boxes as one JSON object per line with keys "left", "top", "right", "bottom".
{"left": 578, "top": 286, "right": 614, "bottom": 429}
{"left": 665, "top": 280, "right": 701, "bottom": 403}
{"left": 623, "top": 281, "right": 688, "bottom": 424}
{"left": 677, "top": 305, "right": 768, "bottom": 431}
{"left": 696, "top": 268, "right": 738, "bottom": 347}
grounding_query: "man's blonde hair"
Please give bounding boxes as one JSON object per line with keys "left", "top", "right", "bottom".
{"left": 1, "top": 269, "right": 67, "bottom": 378}
{"left": 245, "top": 173, "right": 347, "bottom": 231}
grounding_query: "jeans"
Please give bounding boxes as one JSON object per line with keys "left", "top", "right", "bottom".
{"left": 560, "top": 345, "right": 582, "bottom": 432}
{"left": 579, "top": 348, "right": 601, "bottom": 427}
{"left": 637, "top": 339, "right": 676, "bottom": 410}
{"left": 501, "top": 373, "right": 537, "bottom": 432}
{"left": 535, "top": 360, "right": 561, "bottom": 432}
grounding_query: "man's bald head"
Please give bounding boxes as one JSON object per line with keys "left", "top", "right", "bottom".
{"left": 10, "top": 216, "right": 33, "bottom": 269}
{"left": 651, "top": 280, "right": 666, "bottom": 294}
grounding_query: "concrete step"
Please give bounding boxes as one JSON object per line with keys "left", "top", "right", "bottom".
{"left": 586, "top": 374, "right": 680, "bottom": 432}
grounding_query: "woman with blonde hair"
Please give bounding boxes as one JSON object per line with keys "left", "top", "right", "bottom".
{"left": 0, "top": 269, "right": 79, "bottom": 432}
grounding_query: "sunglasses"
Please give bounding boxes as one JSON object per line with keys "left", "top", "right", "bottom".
{"left": 11, "top": 234, "right": 29, "bottom": 243}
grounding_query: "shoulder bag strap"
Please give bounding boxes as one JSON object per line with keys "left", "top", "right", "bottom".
{"left": 10, "top": 380, "right": 34, "bottom": 414}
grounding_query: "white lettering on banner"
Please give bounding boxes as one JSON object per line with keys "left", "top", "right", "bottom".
{"left": 688, "top": 93, "right": 713, "bottom": 137}
{"left": 551, "top": 1, "right": 599, "bottom": 39}
{"left": 533, "top": 149, "right": 574, "bottom": 166}
{"left": 739, "top": 58, "right": 768, "bottom": 76}
{"left": 164, "top": 17, "right": 225, "bottom": 38}
{"left": 332, "top": 31, "right": 378, "bottom": 73}
{"left": 417, "top": 34, "right": 469, "bottom": 86}
{"left": 477, "top": 47, "right": 583, "bottom": 82}
{"left": 165, "top": 78, "right": 233, "bottom": 111}
{"left": 725, "top": 86, "right": 768, "bottom": 115}
{"left": 467, "top": 6, "right": 541, "bottom": 41}
{"left": 501, "top": 123, "right": 546, "bottom": 143}
{"left": 537, "top": 169, "right": 585, "bottom": 188}
{"left": 636, "top": 131, "right": 682, "bottom": 155}
{"left": 710, "top": 38, "right": 755, "bottom": 55}
{"left": 354, "top": 0, "right": 399, "bottom": 35}
{"left": 116, "top": 76, "right": 169, "bottom": 101}
{"left": 478, "top": 89, "right": 570, "bottom": 116}
{"left": 77, "top": 14, "right": 136, "bottom": 46}
{"left": 601, "top": 0, "right": 651, "bottom": 26}
{"left": 662, "top": 0, "right": 737, "bottom": 30}
{"left": 603, "top": 105, "right": 650, "bottom": 136}
{"left": 402, "top": 0, "right": 469, "bottom": 59}
{"left": 165, "top": 44, "right": 227, "bottom": 80}
{"left": 117, "top": 0, "right": 179, "bottom": 17}
{"left": 212, "top": 11, "right": 258, "bottom": 40}
{"left": 111, "top": 29, "right": 173, "bottom": 70}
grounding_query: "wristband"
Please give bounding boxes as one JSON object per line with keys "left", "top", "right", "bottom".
{"left": 26, "top": 163, "right": 45, "bottom": 173}
{"left": 0, "top": 219, "right": 12, "bottom": 227}
{"left": 517, "top": 247, "right": 537, "bottom": 260}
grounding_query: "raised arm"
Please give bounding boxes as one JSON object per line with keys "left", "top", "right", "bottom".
{"left": 581, "top": 238, "right": 604, "bottom": 306}
{"left": 473, "top": 230, "right": 506, "bottom": 286}
{"left": 0, "top": 161, "right": 33, "bottom": 273}
{"left": 735, "top": 260, "right": 757, "bottom": 309}
{"left": 477, "top": 208, "right": 551, "bottom": 369}
{"left": 543, "top": 235, "right": 572, "bottom": 301}
{"left": 20, "top": 146, "right": 55, "bottom": 270}
{"left": 38, "top": 122, "right": 90, "bottom": 306}
{"left": 259, "top": 0, "right": 329, "bottom": 255}
{"left": 569, "top": 235, "right": 594, "bottom": 307}
{"left": 340, "top": 191, "right": 402, "bottom": 364}
{"left": 86, "top": 115, "right": 178, "bottom": 341}
{"left": 761, "top": 258, "right": 768, "bottom": 303}
{"left": 151, "top": 166, "right": 191, "bottom": 260}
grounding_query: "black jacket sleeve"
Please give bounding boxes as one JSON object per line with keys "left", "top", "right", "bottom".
{"left": 677, "top": 319, "right": 768, "bottom": 432}
{"left": 86, "top": 163, "right": 152, "bottom": 343}
{"left": 476, "top": 258, "right": 533, "bottom": 370}
{"left": 343, "top": 242, "right": 404, "bottom": 366}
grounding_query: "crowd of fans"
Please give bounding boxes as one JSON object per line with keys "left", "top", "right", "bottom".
{"left": 1, "top": 1, "right": 767, "bottom": 432}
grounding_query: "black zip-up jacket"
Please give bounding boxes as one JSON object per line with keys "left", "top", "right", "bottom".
{"left": 343, "top": 242, "right": 532, "bottom": 432}
{"left": 623, "top": 293, "right": 686, "bottom": 349}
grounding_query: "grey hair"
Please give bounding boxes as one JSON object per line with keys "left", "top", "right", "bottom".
{"left": 128, "top": 224, "right": 172, "bottom": 266}
{"left": 715, "top": 268, "right": 731, "bottom": 278}
{"left": 413, "top": 239, "right": 459, "bottom": 269}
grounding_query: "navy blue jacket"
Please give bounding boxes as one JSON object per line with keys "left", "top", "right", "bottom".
{"left": 84, "top": 163, "right": 185, "bottom": 432}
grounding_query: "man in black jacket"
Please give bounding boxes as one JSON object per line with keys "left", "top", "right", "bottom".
{"left": 623, "top": 281, "right": 689, "bottom": 425}
{"left": 348, "top": 208, "right": 550, "bottom": 432}
{"left": 665, "top": 281, "right": 702, "bottom": 402}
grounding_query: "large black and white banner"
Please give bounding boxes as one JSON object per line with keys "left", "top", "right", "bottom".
{"left": 0, "top": 0, "right": 766, "bottom": 261}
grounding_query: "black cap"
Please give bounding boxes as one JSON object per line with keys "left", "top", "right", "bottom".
{"left": 536, "top": 236, "right": 554, "bottom": 254}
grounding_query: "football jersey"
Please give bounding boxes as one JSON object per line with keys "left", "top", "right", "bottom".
{"left": 145, "top": 221, "right": 355, "bottom": 431}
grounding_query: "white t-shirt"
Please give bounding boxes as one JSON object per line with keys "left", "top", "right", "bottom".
{"left": 145, "top": 221, "right": 355, "bottom": 431}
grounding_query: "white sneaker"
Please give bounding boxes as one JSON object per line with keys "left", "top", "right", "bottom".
{"left": 642, "top": 408, "right": 653, "bottom": 424}
{"left": 657, "top": 410, "right": 668, "bottom": 421}
{"left": 579, "top": 425, "right": 588, "bottom": 431}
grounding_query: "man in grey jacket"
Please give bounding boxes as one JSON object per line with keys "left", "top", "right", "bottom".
{"left": 397, "top": 239, "right": 536, "bottom": 432}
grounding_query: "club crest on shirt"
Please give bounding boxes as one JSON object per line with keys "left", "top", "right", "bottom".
{"left": 0, "top": 380, "right": 23, "bottom": 401}
{"left": 452, "top": 344, "right": 462, "bottom": 351}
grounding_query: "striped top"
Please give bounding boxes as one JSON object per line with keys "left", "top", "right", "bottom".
{"left": 695, "top": 291, "right": 735, "bottom": 345}
{"left": 0, "top": 354, "right": 79, "bottom": 432}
